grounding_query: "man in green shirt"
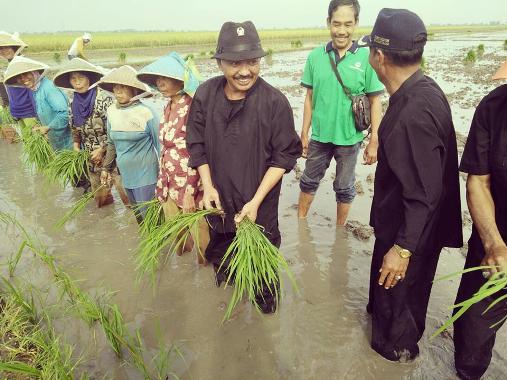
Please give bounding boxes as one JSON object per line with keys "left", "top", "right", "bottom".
{"left": 298, "top": 0, "right": 384, "bottom": 225}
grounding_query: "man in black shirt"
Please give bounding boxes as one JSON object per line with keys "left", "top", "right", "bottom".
{"left": 362, "top": 9, "right": 463, "bottom": 361}
{"left": 186, "top": 21, "right": 302, "bottom": 313}
{"left": 453, "top": 60, "right": 507, "bottom": 380}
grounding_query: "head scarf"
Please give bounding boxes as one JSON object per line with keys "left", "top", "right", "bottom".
{"left": 72, "top": 87, "right": 97, "bottom": 127}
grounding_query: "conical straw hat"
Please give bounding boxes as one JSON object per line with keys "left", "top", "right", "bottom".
{"left": 0, "top": 32, "right": 27, "bottom": 56}
{"left": 97, "top": 65, "right": 152, "bottom": 93}
{"left": 492, "top": 59, "right": 507, "bottom": 81}
{"left": 3, "top": 56, "right": 48, "bottom": 85}
{"left": 53, "top": 58, "right": 104, "bottom": 89}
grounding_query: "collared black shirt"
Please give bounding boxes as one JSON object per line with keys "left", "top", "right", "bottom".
{"left": 187, "top": 76, "right": 302, "bottom": 236}
{"left": 460, "top": 84, "right": 507, "bottom": 257}
{"left": 370, "top": 70, "right": 463, "bottom": 253}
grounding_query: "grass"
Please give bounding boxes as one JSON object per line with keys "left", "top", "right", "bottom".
{"left": 19, "top": 128, "right": 55, "bottom": 173}
{"left": 477, "top": 43, "right": 485, "bottom": 56}
{"left": 46, "top": 150, "right": 90, "bottom": 187}
{"left": 118, "top": 51, "right": 127, "bottom": 64}
{"left": 135, "top": 209, "right": 218, "bottom": 284}
{"left": 55, "top": 185, "right": 105, "bottom": 229}
{"left": 464, "top": 49, "right": 477, "bottom": 64}
{"left": 218, "top": 217, "right": 297, "bottom": 322}
{"left": 432, "top": 266, "right": 507, "bottom": 339}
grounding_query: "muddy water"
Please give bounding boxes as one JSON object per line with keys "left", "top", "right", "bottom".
{"left": 1, "top": 32, "right": 507, "bottom": 379}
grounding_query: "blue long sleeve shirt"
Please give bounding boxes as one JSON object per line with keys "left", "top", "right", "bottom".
{"left": 33, "top": 77, "right": 72, "bottom": 151}
{"left": 106, "top": 101, "right": 160, "bottom": 189}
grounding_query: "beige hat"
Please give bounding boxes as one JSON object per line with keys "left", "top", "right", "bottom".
{"left": 0, "top": 32, "right": 27, "bottom": 56}
{"left": 492, "top": 59, "right": 507, "bottom": 81}
{"left": 97, "top": 65, "right": 152, "bottom": 94}
{"left": 3, "top": 56, "right": 48, "bottom": 85}
{"left": 54, "top": 58, "right": 104, "bottom": 89}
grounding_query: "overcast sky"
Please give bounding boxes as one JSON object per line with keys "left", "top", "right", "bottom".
{"left": 3, "top": 0, "right": 507, "bottom": 33}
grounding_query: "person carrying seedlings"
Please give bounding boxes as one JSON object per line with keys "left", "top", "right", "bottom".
{"left": 67, "top": 33, "right": 92, "bottom": 61}
{"left": 137, "top": 52, "right": 209, "bottom": 263}
{"left": 0, "top": 32, "right": 39, "bottom": 131}
{"left": 186, "top": 21, "right": 302, "bottom": 313}
{"left": 297, "top": 0, "right": 384, "bottom": 225}
{"left": 363, "top": 9, "right": 463, "bottom": 362}
{"left": 4, "top": 56, "right": 72, "bottom": 151}
{"left": 452, "top": 59, "right": 507, "bottom": 380}
{"left": 98, "top": 65, "right": 160, "bottom": 222}
{"left": 53, "top": 58, "right": 130, "bottom": 207}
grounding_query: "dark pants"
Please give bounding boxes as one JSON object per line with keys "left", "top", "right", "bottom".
{"left": 368, "top": 239, "right": 441, "bottom": 361}
{"left": 453, "top": 247, "right": 507, "bottom": 380}
{"left": 205, "top": 227, "right": 281, "bottom": 312}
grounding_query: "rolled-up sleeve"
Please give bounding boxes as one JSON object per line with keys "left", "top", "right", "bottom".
{"left": 186, "top": 92, "right": 208, "bottom": 168}
{"left": 268, "top": 97, "right": 302, "bottom": 172}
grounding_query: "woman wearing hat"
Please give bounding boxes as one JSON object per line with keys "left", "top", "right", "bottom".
{"left": 53, "top": 58, "right": 129, "bottom": 207}
{"left": 4, "top": 56, "right": 72, "bottom": 151}
{"left": 0, "top": 32, "right": 38, "bottom": 131}
{"left": 138, "top": 52, "right": 209, "bottom": 262}
{"left": 98, "top": 65, "right": 160, "bottom": 222}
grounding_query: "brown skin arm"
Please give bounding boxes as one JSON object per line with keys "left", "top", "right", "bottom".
{"left": 466, "top": 174, "right": 507, "bottom": 274}
{"left": 300, "top": 89, "right": 313, "bottom": 158}
{"left": 197, "top": 164, "right": 222, "bottom": 211}
{"left": 363, "top": 94, "right": 382, "bottom": 165}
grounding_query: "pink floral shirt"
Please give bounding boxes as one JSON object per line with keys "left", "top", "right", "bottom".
{"left": 155, "top": 94, "right": 203, "bottom": 208}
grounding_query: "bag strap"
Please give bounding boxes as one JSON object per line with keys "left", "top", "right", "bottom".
{"left": 328, "top": 52, "right": 353, "bottom": 101}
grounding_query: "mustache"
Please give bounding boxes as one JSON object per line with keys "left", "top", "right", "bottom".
{"left": 233, "top": 75, "right": 253, "bottom": 80}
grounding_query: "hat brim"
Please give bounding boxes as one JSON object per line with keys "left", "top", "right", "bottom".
{"left": 137, "top": 72, "right": 184, "bottom": 88}
{"left": 4, "top": 69, "right": 45, "bottom": 86}
{"left": 492, "top": 60, "right": 507, "bottom": 81}
{"left": 97, "top": 81, "right": 152, "bottom": 96}
{"left": 54, "top": 70, "right": 102, "bottom": 89}
{"left": 212, "top": 48, "right": 266, "bottom": 61}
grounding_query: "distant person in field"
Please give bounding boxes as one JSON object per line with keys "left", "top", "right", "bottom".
{"left": 97, "top": 65, "right": 160, "bottom": 223}
{"left": 186, "top": 21, "right": 302, "bottom": 313}
{"left": 0, "top": 32, "right": 38, "bottom": 130}
{"left": 452, "top": 59, "right": 507, "bottom": 380}
{"left": 297, "top": 0, "right": 384, "bottom": 225}
{"left": 53, "top": 58, "right": 130, "bottom": 207}
{"left": 68, "top": 33, "right": 92, "bottom": 61}
{"left": 137, "top": 52, "right": 209, "bottom": 263}
{"left": 4, "top": 56, "right": 73, "bottom": 151}
{"left": 364, "top": 8, "right": 462, "bottom": 362}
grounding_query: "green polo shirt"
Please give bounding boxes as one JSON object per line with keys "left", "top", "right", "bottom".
{"left": 301, "top": 41, "right": 384, "bottom": 146}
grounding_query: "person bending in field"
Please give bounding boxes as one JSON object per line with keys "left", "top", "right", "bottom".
{"left": 53, "top": 58, "right": 130, "bottom": 207}
{"left": 186, "top": 21, "right": 302, "bottom": 313}
{"left": 138, "top": 52, "right": 209, "bottom": 264}
{"left": 97, "top": 65, "right": 160, "bottom": 223}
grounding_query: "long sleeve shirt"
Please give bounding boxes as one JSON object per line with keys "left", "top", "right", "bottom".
{"left": 105, "top": 101, "right": 160, "bottom": 189}
{"left": 370, "top": 70, "right": 462, "bottom": 255}
{"left": 187, "top": 76, "right": 302, "bottom": 235}
{"left": 33, "top": 77, "right": 72, "bottom": 151}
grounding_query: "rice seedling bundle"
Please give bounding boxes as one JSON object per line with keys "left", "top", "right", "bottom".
{"left": 135, "top": 209, "right": 218, "bottom": 283}
{"left": 135, "top": 199, "right": 165, "bottom": 237}
{"left": 219, "top": 217, "right": 297, "bottom": 322}
{"left": 0, "top": 106, "right": 16, "bottom": 125}
{"left": 46, "top": 150, "right": 90, "bottom": 187}
{"left": 432, "top": 266, "right": 507, "bottom": 338}
{"left": 55, "top": 185, "right": 105, "bottom": 229}
{"left": 20, "top": 129, "right": 55, "bottom": 172}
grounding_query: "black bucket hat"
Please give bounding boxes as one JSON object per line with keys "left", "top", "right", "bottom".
{"left": 359, "top": 8, "right": 427, "bottom": 51}
{"left": 213, "top": 21, "right": 266, "bottom": 61}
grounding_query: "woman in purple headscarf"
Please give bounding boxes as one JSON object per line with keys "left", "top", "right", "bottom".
{"left": 53, "top": 58, "right": 129, "bottom": 207}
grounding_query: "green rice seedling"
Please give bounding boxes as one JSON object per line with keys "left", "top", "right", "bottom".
{"left": 8, "top": 240, "right": 27, "bottom": 278}
{"left": 432, "top": 266, "right": 507, "bottom": 338}
{"left": 421, "top": 56, "right": 428, "bottom": 73}
{"left": 218, "top": 217, "right": 298, "bottom": 322}
{"left": 135, "top": 199, "right": 165, "bottom": 237}
{"left": 119, "top": 51, "right": 127, "bottom": 64}
{"left": 135, "top": 209, "right": 219, "bottom": 284}
{"left": 464, "top": 49, "right": 477, "bottom": 64}
{"left": 46, "top": 150, "right": 90, "bottom": 187}
{"left": 55, "top": 185, "right": 105, "bottom": 229}
{"left": 0, "top": 106, "right": 16, "bottom": 125}
{"left": 20, "top": 128, "right": 55, "bottom": 172}
{"left": 0, "top": 361, "right": 41, "bottom": 376}
{"left": 99, "top": 303, "right": 126, "bottom": 358}
{"left": 504, "top": 39, "right": 507, "bottom": 50}
{"left": 1, "top": 278, "right": 38, "bottom": 324}
{"left": 477, "top": 43, "right": 485, "bottom": 57}
{"left": 53, "top": 52, "right": 62, "bottom": 64}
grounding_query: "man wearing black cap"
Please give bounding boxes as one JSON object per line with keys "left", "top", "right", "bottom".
{"left": 186, "top": 21, "right": 302, "bottom": 313}
{"left": 363, "top": 9, "right": 462, "bottom": 361}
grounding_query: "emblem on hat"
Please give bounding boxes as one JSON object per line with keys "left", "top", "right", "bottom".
{"left": 237, "top": 27, "right": 245, "bottom": 37}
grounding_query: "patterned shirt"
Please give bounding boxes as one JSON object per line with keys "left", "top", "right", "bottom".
{"left": 155, "top": 94, "right": 203, "bottom": 208}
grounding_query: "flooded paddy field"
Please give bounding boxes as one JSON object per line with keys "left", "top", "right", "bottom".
{"left": 1, "top": 31, "right": 507, "bottom": 379}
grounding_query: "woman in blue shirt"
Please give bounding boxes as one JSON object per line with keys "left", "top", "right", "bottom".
{"left": 4, "top": 56, "right": 72, "bottom": 151}
{"left": 98, "top": 65, "right": 160, "bottom": 222}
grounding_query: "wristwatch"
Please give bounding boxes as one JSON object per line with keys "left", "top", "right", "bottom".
{"left": 394, "top": 244, "right": 412, "bottom": 259}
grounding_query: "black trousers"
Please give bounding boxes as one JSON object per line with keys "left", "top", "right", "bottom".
{"left": 205, "top": 227, "right": 281, "bottom": 309}
{"left": 368, "top": 239, "right": 441, "bottom": 361}
{"left": 453, "top": 247, "right": 507, "bottom": 380}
